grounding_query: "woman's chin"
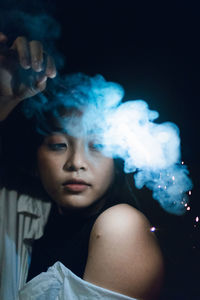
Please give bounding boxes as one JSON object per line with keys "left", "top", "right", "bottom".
{"left": 55, "top": 194, "right": 105, "bottom": 216}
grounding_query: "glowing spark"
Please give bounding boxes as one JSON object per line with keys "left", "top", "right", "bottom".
{"left": 189, "top": 190, "right": 192, "bottom": 195}
{"left": 184, "top": 203, "right": 188, "bottom": 207}
{"left": 150, "top": 227, "right": 156, "bottom": 232}
{"left": 186, "top": 206, "right": 191, "bottom": 211}
{"left": 181, "top": 161, "right": 184, "bottom": 165}
{"left": 195, "top": 216, "right": 199, "bottom": 222}
{"left": 172, "top": 176, "right": 175, "bottom": 181}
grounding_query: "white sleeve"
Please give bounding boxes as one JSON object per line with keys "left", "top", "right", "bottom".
{"left": 19, "top": 262, "right": 137, "bottom": 300}
{"left": 0, "top": 187, "right": 51, "bottom": 300}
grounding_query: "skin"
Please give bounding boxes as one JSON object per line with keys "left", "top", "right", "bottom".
{"left": 0, "top": 34, "right": 164, "bottom": 299}
{"left": 84, "top": 204, "right": 164, "bottom": 300}
{"left": 37, "top": 132, "right": 115, "bottom": 215}
{"left": 37, "top": 130, "right": 164, "bottom": 299}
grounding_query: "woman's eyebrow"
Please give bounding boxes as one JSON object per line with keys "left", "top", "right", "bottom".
{"left": 48, "top": 130, "right": 70, "bottom": 137}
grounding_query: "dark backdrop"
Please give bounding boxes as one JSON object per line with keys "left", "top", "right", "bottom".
{"left": 1, "top": 1, "right": 200, "bottom": 299}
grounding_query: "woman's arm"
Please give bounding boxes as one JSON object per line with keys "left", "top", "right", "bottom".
{"left": 0, "top": 32, "right": 56, "bottom": 121}
{"left": 83, "top": 204, "right": 164, "bottom": 300}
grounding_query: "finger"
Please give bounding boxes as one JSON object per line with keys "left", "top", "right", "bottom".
{"left": 11, "top": 36, "right": 31, "bottom": 69}
{"left": 18, "top": 81, "right": 46, "bottom": 100}
{"left": 45, "top": 55, "right": 57, "bottom": 78}
{"left": 0, "top": 32, "right": 7, "bottom": 43}
{"left": 35, "top": 72, "right": 47, "bottom": 86}
{"left": 36, "top": 76, "right": 47, "bottom": 92}
{"left": 29, "top": 40, "right": 43, "bottom": 72}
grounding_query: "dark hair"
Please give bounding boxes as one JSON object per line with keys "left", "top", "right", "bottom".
{"left": 0, "top": 96, "right": 141, "bottom": 211}
{"left": 0, "top": 74, "right": 172, "bottom": 223}
{"left": 0, "top": 104, "right": 43, "bottom": 196}
{"left": 0, "top": 75, "right": 164, "bottom": 216}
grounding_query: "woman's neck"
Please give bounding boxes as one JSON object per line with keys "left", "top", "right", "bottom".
{"left": 57, "top": 191, "right": 113, "bottom": 219}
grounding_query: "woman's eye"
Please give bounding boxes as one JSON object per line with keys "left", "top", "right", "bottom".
{"left": 47, "top": 143, "right": 67, "bottom": 151}
{"left": 89, "top": 142, "right": 103, "bottom": 152}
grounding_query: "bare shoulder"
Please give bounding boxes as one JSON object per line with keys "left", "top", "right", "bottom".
{"left": 93, "top": 203, "right": 152, "bottom": 232}
{"left": 83, "top": 204, "right": 164, "bottom": 300}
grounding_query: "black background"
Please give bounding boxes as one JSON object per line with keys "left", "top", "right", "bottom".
{"left": 2, "top": 0, "right": 200, "bottom": 299}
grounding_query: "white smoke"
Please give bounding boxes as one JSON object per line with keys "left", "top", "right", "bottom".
{"left": 76, "top": 80, "right": 193, "bottom": 215}
{"left": 22, "top": 73, "right": 193, "bottom": 214}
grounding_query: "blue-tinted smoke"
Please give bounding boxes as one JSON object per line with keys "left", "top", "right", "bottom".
{"left": 0, "top": 3, "right": 64, "bottom": 68}
{"left": 22, "top": 73, "right": 193, "bottom": 215}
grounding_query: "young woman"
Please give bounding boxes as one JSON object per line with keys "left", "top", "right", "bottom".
{"left": 0, "top": 33, "right": 164, "bottom": 300}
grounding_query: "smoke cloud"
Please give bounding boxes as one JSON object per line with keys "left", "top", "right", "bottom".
{"left": 22, "top": 73, "right": 193, "bottom": 215}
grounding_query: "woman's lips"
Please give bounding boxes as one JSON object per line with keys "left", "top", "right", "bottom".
{"left": 63, "top": 180, "right": 91, "bottom": 192}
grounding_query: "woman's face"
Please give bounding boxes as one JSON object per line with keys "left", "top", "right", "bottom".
{"left": 37, "top": 131, "right": 115, "bottom": 213}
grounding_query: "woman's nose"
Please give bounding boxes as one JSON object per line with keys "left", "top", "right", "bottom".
{"left": 64, "top": 145, "right": 88, "bottom": 171}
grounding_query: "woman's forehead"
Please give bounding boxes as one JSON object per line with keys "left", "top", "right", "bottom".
{"left": 48, "top": 130, "right": 102, "bottom": 142}
{"left": 48, "top": 107, "right": 83, "bottom": 132}
{"left": 53, "top": 106, "right": 101, "bottom": 137}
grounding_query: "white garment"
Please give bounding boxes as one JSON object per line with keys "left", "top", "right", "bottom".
{"left": 0, "top": 188, "right": 51, "bottom": 300}
{"left": 19, "top": 261, "right": 137, "bottom": 300}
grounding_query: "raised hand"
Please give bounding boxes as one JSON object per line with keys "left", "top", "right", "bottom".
{"left": 0, "top": 33, "right": 56, "bottom": 120}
